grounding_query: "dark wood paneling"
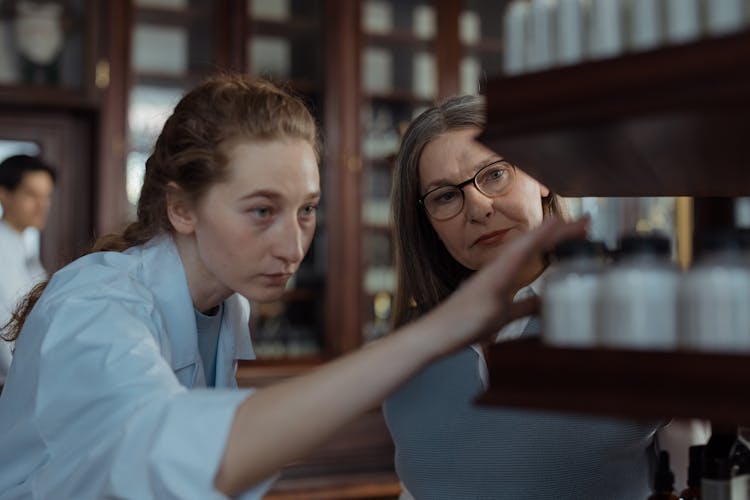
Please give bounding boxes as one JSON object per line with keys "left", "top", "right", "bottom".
{"left": 479, "top": 31, "right": 750, "bottom": 197}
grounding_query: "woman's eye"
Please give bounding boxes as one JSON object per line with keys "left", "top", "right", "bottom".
{"left": 485, "top": 167, "right": 508, "bottom": 182}
{"left": 435, "top": 190, "right": 458, "bottom": 204}
{"left": 250, "top": 207, "right": 272, "bottom": 218}
{"left": 300, "top": 204, "right": 318, "bottom": 216}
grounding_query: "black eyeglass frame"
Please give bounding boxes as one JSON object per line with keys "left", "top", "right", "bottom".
{"left": 418, "top": 160, "right": 517, "bottom": 220}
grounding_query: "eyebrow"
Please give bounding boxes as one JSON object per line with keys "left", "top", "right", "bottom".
{"left": 238, "top": 189, "right": 321, "bottom": 202}
{"left": 422, "top": 155, "right": 504, "bottom": 193}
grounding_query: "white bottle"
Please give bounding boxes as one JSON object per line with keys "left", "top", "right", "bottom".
{"left": 542, "top": 238, "right": 607, "bottom": 347}
{"left": 630, "top": 0, "right": 663, "bottom": 51}
{"left": 679, "top": 229, "right": 750, "bottom": 353}
{"left": 597, "top": 234, "right": 679, "bottom": 350}
{"left": 589, "top": 0, "right": 624, "bottom": 60}
{"left": 665, "top": 0, "right": 701, "bottom": 44}
{"left": 503, "top": 0, "right": 530, "bottom": 75}
{"left": 556, "top": 0, "right": 585, "bottom": 66}
{"left": 706, "top": 0, "right": 744, "bottom": 36}
{"left": 527, "top": 0, "right": 556, "bottom": 72}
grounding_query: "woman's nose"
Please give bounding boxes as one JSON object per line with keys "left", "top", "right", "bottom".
{"left": 275, "top": 220, "right": 306, "bottom": 265}
{"left": 463, "top": 184, "right": 494, "bottom": 221}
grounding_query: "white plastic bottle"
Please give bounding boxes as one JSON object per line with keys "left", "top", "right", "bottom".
{"left": 679, "top": 229, "right": 750, "bottom": 353}
{"left": 542, "top": 238, "right": 608, "bottom": 348}
{"left": 597, "top": 233, "right": 679, "bottom": 350}
{"left": 503, "top": 1, "right": 530, "bottom": 75}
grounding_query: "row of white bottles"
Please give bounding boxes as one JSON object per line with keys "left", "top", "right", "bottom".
{"left": 542, "top": 229, "right": 750, "bottom": 352}
{"left": 504, "top": 0, "right": 750, "bottom": 76}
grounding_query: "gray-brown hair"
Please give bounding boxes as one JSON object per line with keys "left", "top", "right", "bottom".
{"left": 390, "top": 95, "right": 567, "bottom": 328}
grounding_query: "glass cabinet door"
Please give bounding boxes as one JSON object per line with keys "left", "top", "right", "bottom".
{"left": 246, "top": 0, "right": 327, "bottom": 359}
{"left": 460, "top": 0, "right": 505, "bottom": 95}
{"left": 360, "top": 0, "right": 437, "bottom": 342}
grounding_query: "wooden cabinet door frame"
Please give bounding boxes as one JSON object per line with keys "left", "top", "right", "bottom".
{"left": 0, "top": 112, "right": 94, "bottom": 271}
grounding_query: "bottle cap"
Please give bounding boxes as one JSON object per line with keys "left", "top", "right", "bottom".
{"left": 654, "top": 450, "right": 675, "bottom": 493}
{"left": 551, "top": 238, "right": 608, "bottom": 261}
{"left": 695, "top": 228, "right": 745, "bottom": 259}
{"left": 687, "top": 445, "right": 705, "bottom": 488}
{"left": 617, "top": 233, "right": 671, "bottom": 258}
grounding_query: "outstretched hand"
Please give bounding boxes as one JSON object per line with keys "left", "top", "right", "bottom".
{"left": 426, "top": 216, "right": 590, "bottom": 354}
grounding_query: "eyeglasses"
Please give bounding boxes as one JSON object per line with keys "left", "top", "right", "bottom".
{"left": 418, "top": 160, "right": 517, "bottom": 221}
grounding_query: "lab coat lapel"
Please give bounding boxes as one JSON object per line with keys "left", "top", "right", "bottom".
{"left": 215, "top": 294, "right": 256, "bottom": 388}
{"left": 135, "top": 235, "right": 202, "bottom": 387}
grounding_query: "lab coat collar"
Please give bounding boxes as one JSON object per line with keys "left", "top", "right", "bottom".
{"left": 132, "top": 235, "right": 255, "bottom": 377}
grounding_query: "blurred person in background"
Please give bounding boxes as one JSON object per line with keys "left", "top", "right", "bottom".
{"left": 0, "top": 154, "right": 55, "bottom": 385}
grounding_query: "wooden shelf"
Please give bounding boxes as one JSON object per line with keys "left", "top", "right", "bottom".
{"left": 364, "top": 31, "right": 433, "bottom": 51}
{"left": 0, "top": 84, "right": 97, "bottom": 110}
{"left": 134, "top": 72, "right": 200, "bottom": 88}
{"left": 463, "top": 38, "right": 504, "bottom": 56}
{"left": 264, "top": 472, "right": 400, "bottom": 500}
{"left": 478, "top": 338, "right": 750, "bottom": 424}
{"left": 250, "top": 18, "right": 321, "bottom": 38}
{"left": 135, "top": 6, "right": 204, "bottom": 25}
{"left": 478, "top": 30, "right": 750, "bottom": 197}
{"left": 364, "top": 90, "right": 433, "bottom": 106}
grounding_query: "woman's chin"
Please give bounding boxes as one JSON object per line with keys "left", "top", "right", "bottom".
{"left": 240, "top": 285, "right": 287, "bottom": 304}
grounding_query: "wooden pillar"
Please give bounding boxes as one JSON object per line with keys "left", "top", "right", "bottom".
{"left": 324, "top": 0, "right": 362, "bottom": 355}
{"left": 95, "top": 0, "right": 132, "bottom": 235}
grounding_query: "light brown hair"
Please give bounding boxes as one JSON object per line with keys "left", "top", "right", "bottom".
{"left": 391, "top": 95, "right": 567, "bottom": 328}
{"left": 2, "top": 73, "right": 319, "bottom": 342}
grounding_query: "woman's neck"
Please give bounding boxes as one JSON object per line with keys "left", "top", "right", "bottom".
{"left": 172, "top": 232, "right": 232, "bottom": 314}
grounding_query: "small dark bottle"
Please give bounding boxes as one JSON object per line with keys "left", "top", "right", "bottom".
{"left": 680, "top": 445, "right": 705, "bottom": 500}
{"left": 702, "top": 424, "right": 749, "bottom": 500}
{"left": 650, "top": 450, "right": 680, "bottom": 500}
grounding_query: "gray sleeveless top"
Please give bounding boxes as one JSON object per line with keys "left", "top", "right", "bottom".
{"left": 383, "top": 323, "right": 660, "bottom": 500}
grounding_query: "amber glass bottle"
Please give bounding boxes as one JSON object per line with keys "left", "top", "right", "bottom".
{"left": 650, "top": 450, "right": 680, "bottom": 500}
{"left": 680, "top": 445, "right": 705, "bottom": 500}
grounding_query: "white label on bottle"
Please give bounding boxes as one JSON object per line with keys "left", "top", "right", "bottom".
{"left": 702, "top": 476, "right": 749, "bottom": 500}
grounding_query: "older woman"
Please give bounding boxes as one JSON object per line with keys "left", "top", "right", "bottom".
{"left": 384, "top": 95, "right": 661, "bottom": 500}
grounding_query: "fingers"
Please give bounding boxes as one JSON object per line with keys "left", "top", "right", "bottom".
{"left": 504, "top": 295, "right": 540, "bottom": 323}
{"left": 486, "top": 216, "right": 590, "bottom": 282}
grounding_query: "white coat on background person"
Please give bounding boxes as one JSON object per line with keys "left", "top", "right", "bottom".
{"left": 0, "top": 153, "right": 55, "bottom": 385}
{"left": 0, "top": 234, "right": 270, "bottom": 499}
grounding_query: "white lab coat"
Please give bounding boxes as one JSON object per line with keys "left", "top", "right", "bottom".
{"left": 0, "top": 220, "right": 46, "bottom": 384}
{"left": 0, "top": 234, "right": 272, "bottom": 499}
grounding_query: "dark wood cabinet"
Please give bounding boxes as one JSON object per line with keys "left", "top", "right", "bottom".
{"left": 479, "top": 30, "right": 750, "bottom": 421}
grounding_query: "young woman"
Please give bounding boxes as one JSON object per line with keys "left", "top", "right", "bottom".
{"left": 0, "top": 76, "right": 587, "bottom": 499}
{"left": 384, "top": 95, "right": 661, "bottom": 500}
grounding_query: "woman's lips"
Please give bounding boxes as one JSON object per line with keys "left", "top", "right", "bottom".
{"left": 473, "top": 229, "right": 511, "bottom": 247}
{"left": 261, "top": 273, "right": 292, "bottom": 286}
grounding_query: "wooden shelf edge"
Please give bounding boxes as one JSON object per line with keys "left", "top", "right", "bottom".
{"left": 0, "top": 85, "right": 98, "bottom": 110}
{"left": 482, "top": 30, "right": 750, "bottom": 130}
{"left": 264, "top": 471, "right": 400, "bottom": 500}
{"left": 479, "top": 338, "right": 750, "bottom": 423}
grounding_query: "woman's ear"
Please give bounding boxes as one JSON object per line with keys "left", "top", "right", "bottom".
{"left": 539, "top": 182, "right": 550, "bottom": 198}
{"left": 166, "top": 182, "right": 196, "bottom": 235}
